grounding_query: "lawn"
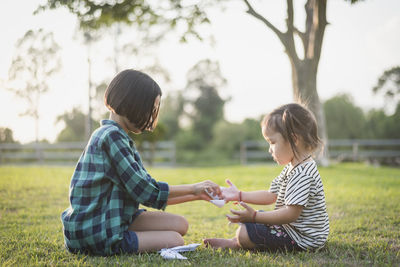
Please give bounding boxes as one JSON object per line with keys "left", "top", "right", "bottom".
{"left": 0, "top": 163, "right": 399, "bottom": 266}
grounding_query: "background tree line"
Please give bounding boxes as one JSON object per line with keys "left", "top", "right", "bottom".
{"left": 2, "top": 64, "right": 399, "bottom": 165}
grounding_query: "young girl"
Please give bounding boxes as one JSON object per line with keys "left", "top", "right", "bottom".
{"left": 61, "top": 69, "right": 221, "bottom": 256}
{"left": 204, "top": 103, "right": 329, "bottom": 251}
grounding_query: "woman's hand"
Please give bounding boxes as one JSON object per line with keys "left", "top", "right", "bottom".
{"left": 221, "top": 179, "right": 240, "bottom": 202}
{"left": 226, "top": 202, "right": 256, "bottom": 223}
{"left": 193, "top": 180, "right": 221, "bottom": 200}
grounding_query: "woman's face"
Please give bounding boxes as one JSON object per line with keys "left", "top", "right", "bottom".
{"left": 125, "top": 95, "right": 161, "bottom": 134}
{"left": 262, "top": 126, "right": 294, "bottom": 165}
{"left": 145, "top": 95, "right": 161, "bottom": 132}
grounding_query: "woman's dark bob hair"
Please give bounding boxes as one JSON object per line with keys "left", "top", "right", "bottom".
{"left": 104, "top": 69, "right": 162, "bottom": 131}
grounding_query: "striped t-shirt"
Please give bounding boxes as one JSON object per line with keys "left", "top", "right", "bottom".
{"left": 269, "top": 159, "right": 329, "bottom": 250}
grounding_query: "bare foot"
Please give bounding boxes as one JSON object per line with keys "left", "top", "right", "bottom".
{"left": 203, "top": 237, "right": 240, "bottom": 249}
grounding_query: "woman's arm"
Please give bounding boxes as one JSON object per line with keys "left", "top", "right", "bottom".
{"left": 167, "top": 180, "right": 221, "bottom": 205}
{"left": 167, "top": 194, "right": 198, "bottom": 205}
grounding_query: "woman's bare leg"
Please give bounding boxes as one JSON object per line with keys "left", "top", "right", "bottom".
{"left": 128, "top": 211, "right": 189, "bottom": 236}
{"left": 136, "top": 231, "right": 184, "bottom": 252}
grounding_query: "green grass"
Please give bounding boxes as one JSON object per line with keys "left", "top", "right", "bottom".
{"left": 0, "top": 163, "right": 399, "bottom": 266}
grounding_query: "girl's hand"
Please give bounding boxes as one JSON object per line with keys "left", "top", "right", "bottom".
{"left": 226, "top": 202, "right": 256, "bottom": 223}
{"left": 193, "top": 180, "right": 222, "bottom": 200}
{"left": 221, "top": 179, "right": 240, "bottom": 202}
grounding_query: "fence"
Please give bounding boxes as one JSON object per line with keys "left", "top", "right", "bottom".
{"left": 0, "top": 141, "right": 176, "bottom": 166}
{"left": 239, "top": 139, "right": 400, "bottom": 165}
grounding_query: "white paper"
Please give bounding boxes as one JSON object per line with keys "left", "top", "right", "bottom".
{"left": 205, "top": 187, "right": 226, "bottom": 207}
{"left": 159, "top": 250, "right": 187, "bottom": 260}
{"left": 158, "top": 243, "right": 201, "bottom": 260}
{"left": 210, "top": 199, "right": 225, "bottom": 207}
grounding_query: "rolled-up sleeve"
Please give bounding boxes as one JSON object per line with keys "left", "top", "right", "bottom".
{"left": 104, "top": 130, "right": 169, "bottom": 210}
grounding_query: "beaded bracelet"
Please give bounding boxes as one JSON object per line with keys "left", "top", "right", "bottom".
{"left": 252, "top": 210, "right": 257, "bottom": 223}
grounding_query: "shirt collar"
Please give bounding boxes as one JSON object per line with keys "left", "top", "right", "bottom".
{"left": 101, "top": 119, "right": 134, "bottom": 148}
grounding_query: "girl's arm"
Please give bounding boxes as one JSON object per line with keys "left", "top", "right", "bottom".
{"left": 222, "top": 179, "right": 277, "bottom": 205}
{"left": 227, "top": 202, "right": 303, "bottom": 225}
{"left": 241, "top": 190, "right": 277, "bottom": 205}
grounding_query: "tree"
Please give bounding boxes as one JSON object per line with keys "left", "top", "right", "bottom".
{"left": 37, "top": 1, "right": 212, "bottom": 42}
{"left": 7, "top": 29, "right": 61, "bottom": 143}
{"left": 373, "top": 66, "right": 400, "bottom": 111}
{"left": 56, "top": 108, "right": 99, "bottom": 142}
{"left": 130, "top": 122, "right": 167, "bottom": 166}
{"left": 0, "top": 128, "right": 16, "bottom": 143}
{"left": 158, "top": 92, "right": 185, "bottom": 140}
{"left": 184, "top": 59, "right": 228, "bottom": 143}
{"left": 323, "top": 94, "right": 366, "bottom": 139}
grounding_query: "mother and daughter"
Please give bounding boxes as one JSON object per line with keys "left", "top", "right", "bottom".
{"left": 61, "top": 69, "right": 329, "bottom": 256}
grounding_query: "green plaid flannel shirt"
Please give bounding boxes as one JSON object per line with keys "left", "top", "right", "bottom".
{"left": 61, "top": 120, "right": 169, "bottom": 255}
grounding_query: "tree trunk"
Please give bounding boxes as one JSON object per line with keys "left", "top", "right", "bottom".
{"left": 290, "top": 60, "right": 329, "bottom": 164}
{"left": 243, "top": 0, "right": 330, "bottom": 165}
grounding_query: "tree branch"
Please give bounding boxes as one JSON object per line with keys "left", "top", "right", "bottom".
{"left": 285, "top": 0, "right": 300, "bottom": 65}
{"left": 243, "top": 0, "right": 300, "bottom": 65}
{"left": 294, "top": 26, "right": 307, "bottom": 49}
{"left": 242, "top": 0, "right": 284, "bottom": 40}
{"left": 305, "top": 0, "right": 327, "bottom": 66}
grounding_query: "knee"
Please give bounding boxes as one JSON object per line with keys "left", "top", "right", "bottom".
{"left": 175, "top": 215, "right": 189, "bottom": 236}
{"left": 168, "top": 231, "right": 185, "bottom": 247}
{"left": 236, "top": 225, "right": 255, "bottom": 249}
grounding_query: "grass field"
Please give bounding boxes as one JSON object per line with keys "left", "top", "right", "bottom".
{"left": 0, "top": 163, "right": 399, "bottom": 266}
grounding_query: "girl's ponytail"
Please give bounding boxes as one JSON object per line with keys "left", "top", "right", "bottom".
{"left": 282, "top": 108, "right": 300, "bottom": 158}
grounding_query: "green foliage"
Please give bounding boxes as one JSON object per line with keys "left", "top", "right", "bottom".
{"left": 0, "top": 164, "right": 399, "bottom": 266}
{"left": 184, "top": 59, "right": 228, "bottom": 144}
{"left": 56, "top": 108, "right": 100, "bottom": 142}
{"left": 175, "top": 129, "right": 204, "bottom": 151}
{"left": 158, "top": 92, "right": 185, "bottom": 140}
{"left": 373, "top": 66, "right": 400, "bottom": 107}
{"left": 364, "top": 103, "right": 400, "bottom": 139}
{"left": 212, "top": 120, "right": 246, "bottom": 153}
{"left": 323, "top": 93, "right": 400, "bottom": 140}
{"left": 130, "top": 122, "right": 167, "bottom": 146}
{"left": 37, "top": 0, "right": 214, "bottom": 42}
{"left": 212, "top": 118, "right": 263, "bottom": 154}
{"left": 0, "top": 127, "right": 16, "bottom": 143}
{"left": 323, "top": 94, "right": 367, "bottom": 139}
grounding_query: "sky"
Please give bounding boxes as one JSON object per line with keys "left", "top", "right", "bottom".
{"left": 0, "top": 0, "right": 399, "bottom": 144}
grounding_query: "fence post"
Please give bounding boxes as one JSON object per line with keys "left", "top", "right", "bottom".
{"left": 352, "top": 142, "right": 359, "bottom": 161}
{"left": 240, "top": 142, "right": 247, "bottom": 165}
{"left": 171, "top": 142, "right": 176, "bottom": 166}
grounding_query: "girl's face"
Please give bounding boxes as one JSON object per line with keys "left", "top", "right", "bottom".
{"left": 262, "top": 126, "right": 294, "bottom": 165}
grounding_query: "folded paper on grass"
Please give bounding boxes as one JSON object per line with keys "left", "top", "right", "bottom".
{"left": 158, "top": 243, "right": 201, "bottom": 260}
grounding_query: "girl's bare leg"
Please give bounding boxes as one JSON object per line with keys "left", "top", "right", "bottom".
{"left": 136, "top": 231, "right": 184, "bottom": 252}
{"left": 203, "top": 237, "right": 240, "bottom": 249}
{"left": 128, "top": 211, "right": 189, "bottom": 236}
{"left": 236, "top": 224, "right": 256, "bottom": 249}
{"left": 203, "top": 224, "right": 256, "bottom": 249}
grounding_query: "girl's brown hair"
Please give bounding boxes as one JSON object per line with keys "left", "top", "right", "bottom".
{"left": 104, "top": 69, "right": 162, "bottom": 131}
{"left": 261, "top": 103, "right": 322, "bottom": 158}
